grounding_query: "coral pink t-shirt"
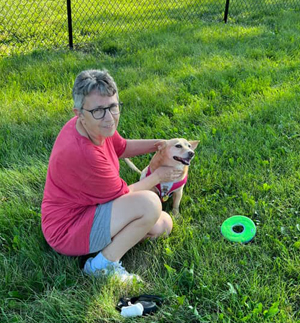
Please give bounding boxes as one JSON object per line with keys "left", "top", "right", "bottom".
{"left": 41, "top": 116, "right": 129, "bottom": 256}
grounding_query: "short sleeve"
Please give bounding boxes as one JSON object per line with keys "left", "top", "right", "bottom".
{"left": 112, "top": 131, "right": 127, "bottom": 157}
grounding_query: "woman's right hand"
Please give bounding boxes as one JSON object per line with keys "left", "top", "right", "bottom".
{"left": 153, "top": 166, "right": 184, "bottom": 183}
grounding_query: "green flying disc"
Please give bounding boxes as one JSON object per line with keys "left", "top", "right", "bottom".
{"left": 221, "top": 216, "right": 256, "bottom": 243}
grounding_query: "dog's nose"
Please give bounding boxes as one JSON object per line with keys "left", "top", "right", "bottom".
{"left": 188, "top": 151, "right": 195, "bottom": 158}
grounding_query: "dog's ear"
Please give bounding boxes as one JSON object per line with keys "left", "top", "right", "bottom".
{"left": 189, "top": 140, "right": 200, "bottom": 150}
{"left": 155, "top": 140, "right": 167, "bottom": 151}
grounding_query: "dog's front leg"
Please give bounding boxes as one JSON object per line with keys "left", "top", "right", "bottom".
{"left": 172, "top": 186, "right": 184, "bottom": 216}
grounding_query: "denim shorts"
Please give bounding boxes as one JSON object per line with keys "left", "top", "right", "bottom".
{"left": 89, "top": 201, "right": 113, "bottom": 253}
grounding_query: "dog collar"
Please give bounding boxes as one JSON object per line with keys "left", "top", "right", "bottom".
{"left": 146, "top": 167, "right": 188, "bottom": 202}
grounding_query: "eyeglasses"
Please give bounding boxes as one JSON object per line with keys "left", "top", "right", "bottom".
{"left": 81, "top": 102, "right": 123, "bottom": 120}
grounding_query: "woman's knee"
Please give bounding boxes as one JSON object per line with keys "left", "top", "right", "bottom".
{"left": 139, "top": 190, "right": 161, "bottom": 210}
{"left": 110, "top": 191, "right": 162, "bottom": 238}
{"left": 138, "top": 191, "right": 162, "bottom": 223}
{"left": 148, "top": 212, "right": 173, "bottom": 238}
{"left": 158, "top": 212, "right": 173, "bottom": 236}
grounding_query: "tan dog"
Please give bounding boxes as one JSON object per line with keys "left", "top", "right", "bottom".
{"left": 125, "top": 139, "right": 199, "bottom": 215}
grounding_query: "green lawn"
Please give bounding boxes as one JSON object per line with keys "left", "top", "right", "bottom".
{"left": 0, "top": 5, "right": 300, "bottom": 323}
{"left": 0, "top": 0, "right": 224, "bottom": 55}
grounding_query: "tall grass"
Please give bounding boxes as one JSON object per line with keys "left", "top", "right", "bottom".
{"left": 0, "top": 6, "right": 300, "bottom": 323}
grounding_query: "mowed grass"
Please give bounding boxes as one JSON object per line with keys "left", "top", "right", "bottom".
{"left": 0, "top": 7, "right": 300, "bottom": 323}
{"left": 0, "top": 0, "right": 224, "bottom": 55}
{"left": 2, "top": 0, "right": 298, "bottom": 55}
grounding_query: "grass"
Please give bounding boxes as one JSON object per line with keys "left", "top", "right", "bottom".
{"left": 1, "top": 0, "right": 299, "bottom": 55}
{"left": 0, "top": 0, "right": 224, "bottom": 55}
{"left": 0, "top": 4, "right": 300, "bottom": 323}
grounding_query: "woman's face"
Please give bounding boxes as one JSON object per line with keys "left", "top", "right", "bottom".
{"left": 79, "top": 91, "right": 120, "bottom": 140}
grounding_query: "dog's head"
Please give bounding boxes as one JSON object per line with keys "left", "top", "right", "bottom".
{"left": 155, "top": 138, "right": 199, "bottom": 167}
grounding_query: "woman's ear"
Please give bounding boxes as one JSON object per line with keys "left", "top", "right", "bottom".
{"left": 73, "top": 108, "right": 81, "bottom": 117}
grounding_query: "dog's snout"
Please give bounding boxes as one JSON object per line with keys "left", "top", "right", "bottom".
{"left": 188, "top": 151, "right": 195, "bottom": 158}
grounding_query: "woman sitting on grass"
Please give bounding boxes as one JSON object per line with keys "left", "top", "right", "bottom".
{"left": 41, "top": 69, "right": 182, "bottom": 282}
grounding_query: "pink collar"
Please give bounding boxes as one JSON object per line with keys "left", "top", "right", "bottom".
{"left": 146, "top": 167, "right": 188, "bottom": 201}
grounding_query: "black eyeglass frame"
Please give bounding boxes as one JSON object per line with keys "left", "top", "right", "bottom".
{"left": 81, "top": 102, "right": 123, "bottom": 120}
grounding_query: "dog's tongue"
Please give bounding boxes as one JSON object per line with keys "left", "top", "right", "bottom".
{"left": 173, "top": 156, "right": 190, "bottom": 165}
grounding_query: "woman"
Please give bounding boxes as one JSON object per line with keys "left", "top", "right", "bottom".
{"left": 41, "top": 70, "right": 182, "bottom": 281}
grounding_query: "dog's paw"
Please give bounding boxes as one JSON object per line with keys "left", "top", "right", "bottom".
{"left": 172, "top": 208, "right": 180, "bottom": 217}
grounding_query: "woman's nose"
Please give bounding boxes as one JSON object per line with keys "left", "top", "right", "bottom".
{"left": 104, "top": 109, "right": 114, "bottom": 120}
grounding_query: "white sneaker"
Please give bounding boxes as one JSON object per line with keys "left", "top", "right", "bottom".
{"left": 83, "top": 258, "right": 141, "bottom": 283}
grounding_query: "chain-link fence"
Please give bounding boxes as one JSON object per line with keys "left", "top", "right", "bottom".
{"left": 1, "top": 0, "right": 299, "bottom": 56}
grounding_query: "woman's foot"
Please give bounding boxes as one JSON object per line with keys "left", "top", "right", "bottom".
{"left": 83, "top": 257, "right": 141, "bottom": 282}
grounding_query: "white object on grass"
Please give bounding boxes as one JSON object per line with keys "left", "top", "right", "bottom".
{"left": 121, "top": 303, "right": 144, "bottom": 317}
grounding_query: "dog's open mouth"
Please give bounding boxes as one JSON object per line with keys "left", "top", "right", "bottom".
{"left": 173, "top": 156, "right": 192, "bottom": 165}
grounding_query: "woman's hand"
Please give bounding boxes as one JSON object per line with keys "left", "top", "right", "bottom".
{"left": 128, "top": 166, "right": 184, "bottom": 193}
{"left": 154, "top": 166, "right": 184, "bottom": 183}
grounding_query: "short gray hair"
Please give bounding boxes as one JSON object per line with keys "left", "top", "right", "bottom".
{"left": 72, "top": 70, "right": 118, "bottom": 110}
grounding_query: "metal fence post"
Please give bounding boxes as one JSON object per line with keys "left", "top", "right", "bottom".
{"left": 67, "top": 0, "right": 73, "bottom": 49}
{"left": 224, "top": 0, "right": 230, "bottom": 23}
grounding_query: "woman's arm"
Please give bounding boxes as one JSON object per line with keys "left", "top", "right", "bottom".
{"left": 128, "top": 166, "right": 183, "bottom": 193}
{"left": 120, "top": 138, "right": 183, "bottom": 192}
{"left": 119, "top": 139, "right": 164, "bottom": 158}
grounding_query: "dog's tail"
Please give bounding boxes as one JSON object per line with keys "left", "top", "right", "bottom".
{"left": 124, "top": 158, "right": 142, "bottom": 175}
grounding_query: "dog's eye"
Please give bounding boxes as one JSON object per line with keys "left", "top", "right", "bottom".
{"left": 188, "top": 144, "right": 191, "bottom": 148}
{"left": 175, "top": 144, "right": 182, "bottom": 148}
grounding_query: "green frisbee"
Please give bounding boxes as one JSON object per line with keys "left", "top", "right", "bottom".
{"left": 221, "top": 215, "right": 256, "bottom": 243}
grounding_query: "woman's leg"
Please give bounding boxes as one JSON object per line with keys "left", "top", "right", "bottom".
{"left": 101, "top": 190, "right": 173, "bottom": 262}
{"left": 144, "top": 211, "right": 173, "bottom": 239}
